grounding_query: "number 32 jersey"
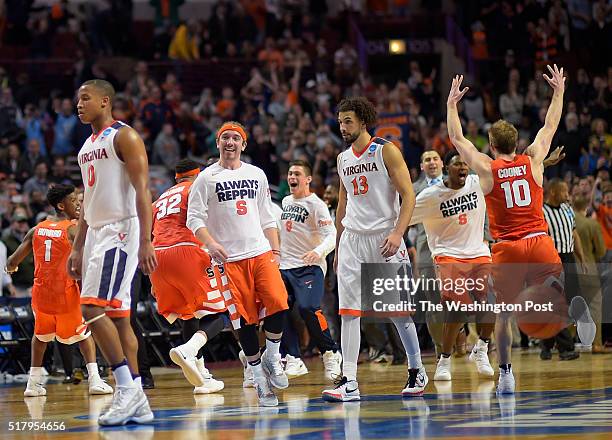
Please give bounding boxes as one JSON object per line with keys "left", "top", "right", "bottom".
{"left": 338, "top": 137, "right": 400, "bottom": 233}
{"left": 152, "top": 181, "right": 200, "bottom": 248}
{"left": 485, "top": 154, "right": 548, "bottom": 241}
{"left": 78, "top": 120, "right": 137, "bottom": 228}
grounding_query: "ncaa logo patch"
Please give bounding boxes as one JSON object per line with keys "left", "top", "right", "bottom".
{"left": 103, "top": 128, "right": 112, "bottom": 136}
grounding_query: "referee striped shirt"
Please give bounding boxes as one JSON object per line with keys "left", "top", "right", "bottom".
{"left": 543, "top": 202, "right": 575, "bottom": 254}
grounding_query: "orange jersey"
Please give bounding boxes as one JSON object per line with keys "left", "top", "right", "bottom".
{"left": 485, "top": 154, "right": 549, "bottom": 241}
{"left": 32, "top": 219, "right": 79, "bottom": 314}
{"left": 152, "top": 181, "right": 200, "bottom": 248}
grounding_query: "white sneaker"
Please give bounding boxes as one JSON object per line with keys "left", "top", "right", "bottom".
{"left": 402, "top": 367, "right": 429, "bottom": 397}
{"left": 322, "top": 351, "right": 342, "bottom": 382}
{"left": 469, "top": 340, "right": 494, "bottom": 377}
{"left": 239, "top": 350, "right": 254, "bottom": 388}
{"left": 193, "top": 357, "right": 225, "bottom": 394}
{"left": 322, "top": 377, "right": 360, "bottom": 402}
{"left": 98, "top": 386, "right": 146, "bottom": 426}
{"left": 261, "top": 350, "right": 289, "bottom": 389}
{"left": 170, "top": 345, "right": 205, "bottom": 387}
{"left": 89, "top": 375, "right": 114, "bottom": 395}
{"left": 570, "top": 296, "right": 596, "bottom": 347}
{"left": 129, "top": 398, "right": 155, "bottom": 424}
{"left": 24, "top": 376, "right": 46, "bottom": 397}
{"left": 496, "top": 367, "right": 515, "bottom": 394}
{"left": 254, "top": 374, "right": 278, "bottom": 407}
{"left": 284, "top": 355, "right": 308, "bottom": 378}
{"left": 434, "top": 356, "right": 451, "bottom": 381}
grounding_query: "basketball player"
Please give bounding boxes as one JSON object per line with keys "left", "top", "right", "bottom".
{"left": 447, "top": 65, "right": 595, "bottom": 394}
{"left": 322, "top": 97, "right": 427, "bottom": 402}
{"left": 279, "top": 160, "right": 342, "bottom": 381}
{"left": 150, "top": 158, "right": 226, "bottom": 394}
{"left": 187, "top": 121, "right": 289, "bottom": 407}
{"left": 68, "top": 79, "right": 156, "bottom": 424}
{"left": 6, "top": 184, "right": 113, "bottom": 397}
{"left": 409, "top": 152, "right": 494, "bottom": 381}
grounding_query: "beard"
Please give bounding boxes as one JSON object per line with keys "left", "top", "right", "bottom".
{"left": 342, "top": 131, "right": 360, "bottom": 146}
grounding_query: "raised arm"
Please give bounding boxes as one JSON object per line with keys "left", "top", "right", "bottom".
{"left": 525, "top": 64, "right": 566, "bottom": 164}
{"left": 447, "top": 75, "right": 492, "bottom": 175}
{"left": 381, "top": 142, "right": 415, "bottom": 257}
{"left": 115, "top": 127, "right": 157, "bottom": 275}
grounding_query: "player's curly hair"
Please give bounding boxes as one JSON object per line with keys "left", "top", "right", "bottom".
{"left": 337, "top": 97, "right": 377, "bottom": 127}
{"left": 47, "top": 184, "right": 75, "bottom": 211}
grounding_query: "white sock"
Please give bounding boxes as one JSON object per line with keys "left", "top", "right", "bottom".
{"left": 86, "top": 362, "right": 99, "bottom": 379}
{"left": 112, "top": 364, "right": 134, "bottom": 388}
{"left": 341, "top": 315, "right": 360, "bottom": 382}
{"left": 183, "top": 332, "right": 208, "bottom": 357}
{"left": 134, "top": 376, "right": 143, "bottom": 390}
{"left": 29, "top": 366, "right": 43, "bottom": 379}
{"left": 391, "top": 317, "right": 422, "bottom": 369}
{"left": 265, "top": 337, "right": 281, "bottom": 357}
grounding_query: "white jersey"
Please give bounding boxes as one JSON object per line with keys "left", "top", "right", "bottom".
{"left": 279, "top": 193, "right": 336, "bottom": 274}
{"left": 409, "top": 174, "right": 490, "bottom": 259}
{"left": 338, "top": 137, "right": 400, "bottom": 233}
{"left": 78, "top": 121, "right": 137, "bottom": 228}
{"left": 187, "top": 162, "right": 277, "bottom": 262}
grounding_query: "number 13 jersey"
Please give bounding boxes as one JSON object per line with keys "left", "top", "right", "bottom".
{"left": 338, "top": 137, "right": 400, "bottom": 233}
{"left": 485, "top": 154, "right": 548, "bottom": 241}
{"left": 78, "top": 120, "right": 137, "bottom": 228}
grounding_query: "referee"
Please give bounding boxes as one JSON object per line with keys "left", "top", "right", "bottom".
{"left": 541, "top": 179, "right": 586, "bottom": 361}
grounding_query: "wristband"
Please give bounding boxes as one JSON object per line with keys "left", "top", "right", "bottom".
{"left": 272, "top": 250, "right": 281, "bottom": 255}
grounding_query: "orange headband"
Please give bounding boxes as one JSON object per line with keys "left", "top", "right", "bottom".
{"left": 216, "top": 123, "right": 248, "bottom": 142}
{"left": 175, "top": 168, "right": 200, "bottom": 180}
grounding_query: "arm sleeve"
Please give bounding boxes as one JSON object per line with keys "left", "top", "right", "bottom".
{"left": 186, "top": 173, "right": 209, "bottom": 234}
{"left": 258, "top": 172, "right": 278, "bottom": 230}
{"left": 313, "top": 200, "right": 337, "bottom": 257}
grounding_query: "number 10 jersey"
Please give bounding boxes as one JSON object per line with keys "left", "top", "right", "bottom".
{"left": 338, "top": 137, "right": 400, "bottom": 233}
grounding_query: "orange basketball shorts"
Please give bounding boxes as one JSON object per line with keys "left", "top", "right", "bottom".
{"left": 434, "top": 255, "right": 492, "bottom": 305}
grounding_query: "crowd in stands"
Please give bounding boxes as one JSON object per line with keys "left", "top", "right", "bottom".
{"left": 0, "top": 1, "right": 609, "bottom": 356}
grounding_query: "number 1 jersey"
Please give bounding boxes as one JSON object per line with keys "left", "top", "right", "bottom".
{"left": 338, "top": 137, "right": 400, "bottom": 233}
{"left": 485, "top": 154, "right": 548, "bottom": 241}
{"left": 78, "top": 120, "right": 137, "bottom": 228}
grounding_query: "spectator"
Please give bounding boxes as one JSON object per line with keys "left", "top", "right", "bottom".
{"left": 431, "top": 122, "right": 453, "bottom": 158}
{"left": 257, "top": 37, "right": 284, "bottom": 70}
{"left": 52, "top": 98, "right": 78, "bottom": 156}
{"left": 0, "top": 143, "right": 30, "bottom": 183}
{"left": 1, "top": 211, "right": 33, "bottom": 297}
{"left": 499, "top": 80, "right": 524, "bottom": 126}
{"left": 22, "top": 139, "right": 48, "bottom": 177}
{"left": 21, "top": 103, "right": 48, "bottom": 157}
{"left": 152, "top": 123, "right": 180, "bottom": 169}
{"left": 556, "top": 112, "right": 587, "bottom": 178}
{"left": 168, "top": 21, "right": 200, "bottom": 61}
{"left": 0, "top": 87, "right": 23, "bottom": 143}
{"left": 141, "top": 86, "right": 174, "bottom": 139}
{"left": 465, "top": 120, "right": 488, "bottom": 152}
{"left": 23, "top": 162, "right": 50, "bottom": 198}
{"left": 49, "top": 157, "right": 73, "bottom": 185}
{"left": 333, "top": 42, "right": 358, "bottom": 85}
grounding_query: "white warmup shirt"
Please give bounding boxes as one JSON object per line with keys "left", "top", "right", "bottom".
{"left": 187, "top": 162, "right": 278, "bottom": 262}
{"left": 279, "top": 193, "right": 336, "bottom": 274}
{"left": 409, "top": 174, "right": 490, "bottom": 259}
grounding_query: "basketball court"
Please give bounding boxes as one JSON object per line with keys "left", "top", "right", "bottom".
{"left": 2, "top": 350, "right": 611, "bottom": 439}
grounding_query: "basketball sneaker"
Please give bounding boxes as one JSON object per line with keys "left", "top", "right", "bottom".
{"left": 569, "top": 296, "right": 596, "bottom": 348}
{"left": 169, "top": 345, "right": 205, "bottom": 387}
{"left": 24, "top": 376, "right": 46, "bottom": 397}
{"left": 468, "top": 339, "right": 494, "bottom": 377}
{"left": 238, "top": 350, "right": 254, "bottom": 388}
{"left": 322, "top": 377, "right": 360, "bottom": 402}
{"left": 496, "top": 367, "right": 515, "bottom": 394}
{"left": 129, "top": 398, "right": 155, "bottom": 424}
{"left": 261, "top": 350, "right": 289, "bottom": 389}
{"left": 434, "top": 356, "right": 452, "bottom": 381}
{"left": 98, "top": 386, "right": 147, "bottom": 426}
{"left": 284, "top": 355, "right": 308, "bottom": 378}
{"left": 253, "top": 374, "right": 278, "bottom": 407}
{"left": 322, "top": 351, "right": 342, "bottom": 381}
{"left": 193, "top": 357, "right": 225, "bottom": 394}
{"left": 402, "top": 367, "right": 429, "bottom": 397}
{"left": 89, "top": 375, "right": 114, "bottom": 395}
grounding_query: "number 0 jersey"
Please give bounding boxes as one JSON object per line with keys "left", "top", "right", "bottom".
{"left": 338, "top": 137, "right": 400, "bottom": 233}
{"left": 152, "top": 181, "right": 200, "bottom": 248}
{"left": 78, "top": 120, "right": 137, "bottom": 228}
{"left": 485, "top": 154, "right": 548, "bottom": 241}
